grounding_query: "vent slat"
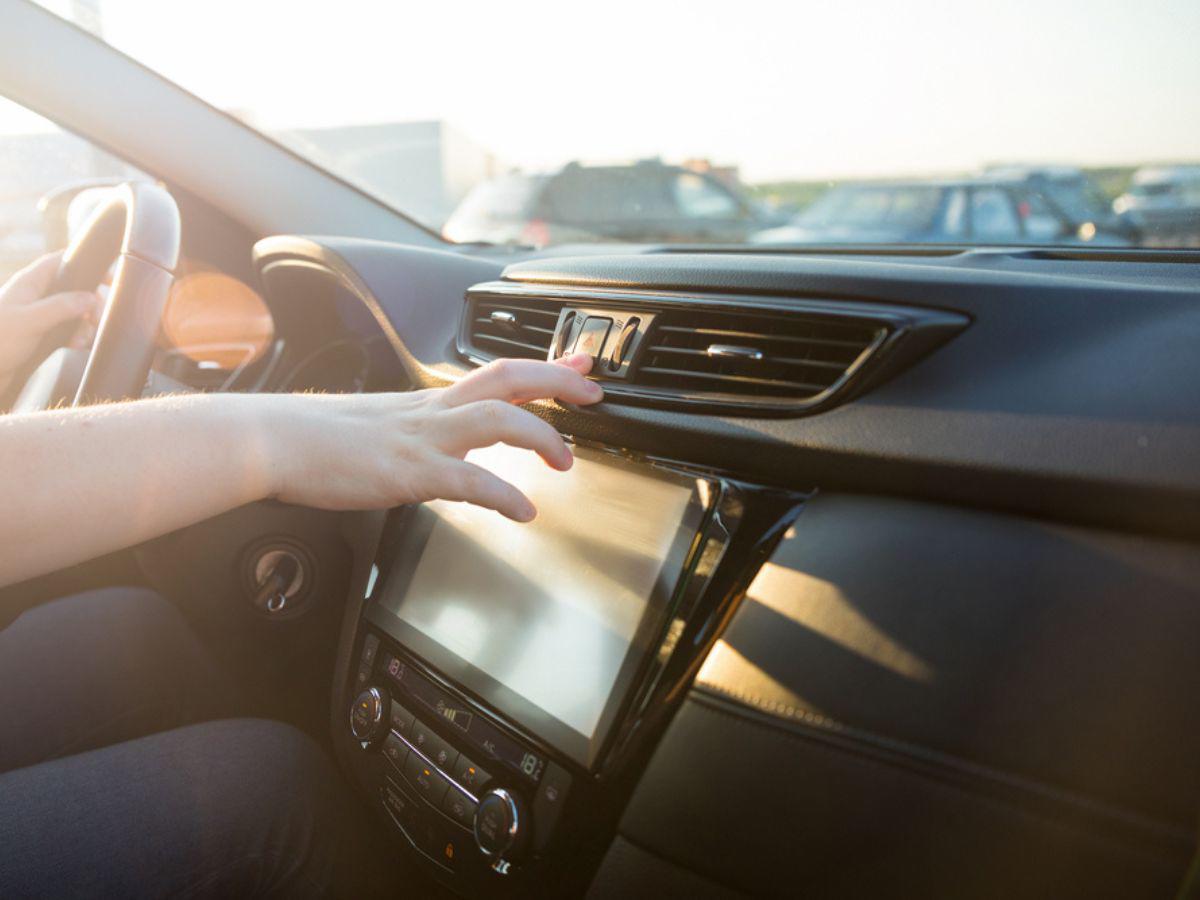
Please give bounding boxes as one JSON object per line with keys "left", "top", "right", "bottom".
{"left": 476, "top": 305, "right": 561, "bottom": 322}
{"left": 654, "top": 324, "right": 870, "bottom": 349}
{"left": 644, "top": 345, "right": 848, "bottom": 371}
{"left": 472, "top": 318, "right": 555, "bottom": 337}
{"left": 638, "top": 310, "right": 881, "bottom": 402}
{"left": 473, "top": 333, "right": 550, "bottom": 355}
{"left": 465, "top": 297, "right": 564, "bottom": 361}
{"left": 638, "top": 366, "right": 827, "bottom": 393}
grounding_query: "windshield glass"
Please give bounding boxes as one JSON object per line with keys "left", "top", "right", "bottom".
{"left": 798, "top": 186, "right": 945, "bottom": 230}
{"left": 23, "top": 0, "right": 1200, "bottom": 250}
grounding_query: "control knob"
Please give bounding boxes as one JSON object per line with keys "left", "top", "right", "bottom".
{"left": 349, "top": 686, "right": 387, "bottom": 743}
{"left": 473, "top": 787, "right": 528, "bottom": 862}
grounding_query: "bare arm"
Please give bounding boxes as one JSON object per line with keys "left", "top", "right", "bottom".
{"left": 0, "top": 355, "right": 603, "bottom": 589}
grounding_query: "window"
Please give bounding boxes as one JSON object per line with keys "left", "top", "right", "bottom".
{"left": 1020, "top": 192, "right": 1066, "bottom": 241}
{"left": 447, "top": 175, "right": 541, "bottom": 221}
{"left": 941, "top": 188, "right": 968, "bottom": 237}
{"left": 672, "top": 173, "right": 740, "bottom": 219}
{"left": 970, "top": 188, "right": 1020, "bottom": 240}
{"left": 0, "top": 95, "right": 144, "bottom": 280}
{"left": 25, "top": 0, "right": 1200, "bottom": 249}
{"left": 799, "top": 186, "right": 944, "bottom": 231}
{"left": 541, "top": 168, "right": 674, "bottom": 224}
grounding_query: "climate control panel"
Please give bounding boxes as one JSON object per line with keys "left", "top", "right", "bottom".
{"left": 348, "top": 631, "right": 573, "bottom": 880}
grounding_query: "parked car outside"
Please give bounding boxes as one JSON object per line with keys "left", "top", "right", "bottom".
{"left": 982, "top": 164, "right": 1140, "bottom": 242}
{"left": 442, "top": 160, "right": 767, "bottom": 247}
{"left": 751, "top": 178, "right": 1134, "bottom": 246}
{"left": 1113, "top": 165, "right": 1200, "bottom": 245}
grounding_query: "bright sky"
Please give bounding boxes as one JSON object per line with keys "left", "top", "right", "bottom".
{"left": 5, "top": 0, "right": 1200, "bottom": 182}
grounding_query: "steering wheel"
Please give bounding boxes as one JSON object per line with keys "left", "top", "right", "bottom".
{"left": 12, "top": 182, "right": 180, "bottom": 410}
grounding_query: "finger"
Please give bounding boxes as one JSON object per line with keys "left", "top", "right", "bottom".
{"left": 68, "top": 318, "right": 96, "bottom": 350}
{"left": 435, "top": 400, "right": 573, "bottom": 470}
{"left": 554, "top": 351, "right": 594, "bottom": 375}
{"left": 444, "top": 357, "right": 604, "bottom": 408}
{"left": 429, "top": 460, "right": 536, "bottom": 522}
{"left": 21, "top": 291, "right": 99, "bottom": 333}
{"left": 0, "top": 251, "right": 65, "bottom": 306}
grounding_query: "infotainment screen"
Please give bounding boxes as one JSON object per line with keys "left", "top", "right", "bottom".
{"left": 370, "top": 443, "right": 708, "bottom": 768}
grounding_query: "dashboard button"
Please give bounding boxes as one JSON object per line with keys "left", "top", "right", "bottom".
{"left": 474, "top": 787, "right": 527, "bottom": 860}
{"left": 382, "top": 731, "right": 408, "bottom": 772}
{"left": 404, "top": 752, "right": 450, "bottom": 806}
{"left": 381, "top": 779, "right": 417, "bottom": 831}
{"left": 410, "top": 719, "right": 460, "bottom": 773}
{"left": 453, "top": 754, "right": 492, "bottom": 793}
{"left": 609, "top": 317, "right": 640, "bottom": 370}
{"left": 532, "top": 761, "right": 572, "bottom": 851}
{"left": 361, "top": 633, "right": 380, "bottom": 667}
{"left": 410, "top": 815, "right": 460, "bottom": 872}
{"left": 349, "top": 686, "right": 386, "bottom": 742}
{"left": 552, "top": 311, "right": 577, "bottom": 359}
{"left": 575, "top": 316, "right": 612, "bottom": 360}
{"left": 442, "top": 788, "right": 478, "bottom": 829}
{"left": 353, "top": 661, "right": 372, "bottom": 692}
{"left": 389, "top": 700, "right": 415, "bottom": 738}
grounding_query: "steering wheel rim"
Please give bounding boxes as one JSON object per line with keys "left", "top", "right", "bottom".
{"left": 29, "top": 182, "right": 181, "bottom": 406}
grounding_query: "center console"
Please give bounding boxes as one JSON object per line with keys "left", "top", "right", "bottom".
{"left": 333, "top": 441, "right": 803, "bottom": 896}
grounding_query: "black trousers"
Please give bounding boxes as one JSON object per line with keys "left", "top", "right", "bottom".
{"left": 0, "top": 588, "right": 401, "bottom": 898}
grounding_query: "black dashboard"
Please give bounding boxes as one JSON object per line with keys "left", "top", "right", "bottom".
{"left": 248, "top": 238, "right": 1200, "bottom": 898}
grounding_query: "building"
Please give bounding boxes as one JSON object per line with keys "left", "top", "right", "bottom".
{"left": 282, "top": 120, "right": 503, "bottom": 228}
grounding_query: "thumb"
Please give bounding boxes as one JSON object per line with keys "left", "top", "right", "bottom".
{"left": 20, "top": 291, "right": 98, "bottom": 334}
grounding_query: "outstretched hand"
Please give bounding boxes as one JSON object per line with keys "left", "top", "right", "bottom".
{"left": 0, "top": 252, "right": 101, "bottom": 396}
{"left": 270, "top": 353, "right": 604, "bottom": 521}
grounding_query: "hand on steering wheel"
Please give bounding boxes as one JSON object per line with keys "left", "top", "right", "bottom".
{"left": 6, "top": 182, "right": 180, "bottom": 411}
{"left": 0, "top": 252, "right": 100, "bottom": 398}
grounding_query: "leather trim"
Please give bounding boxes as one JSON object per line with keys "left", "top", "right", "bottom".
{"left": 694, "top": 493, "right": 1200, "bottom": 827}
{"left": 690, "top": 687, "right": 1192, "bottom": 851}
{"left": 619, "top": 697, "right": 1188, "bottom": 898}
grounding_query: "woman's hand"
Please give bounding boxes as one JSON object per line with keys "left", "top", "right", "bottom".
{"left": 268, "top": 353, "right": 604, "bottom": 521}
{"left": 0, "top": 352, "right": 602, "bottom": 588}
{"left": 0, "top": 252, "right": 101, "bottom": 396}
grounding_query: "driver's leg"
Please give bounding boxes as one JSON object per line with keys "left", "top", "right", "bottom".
{"left": 0, "top": 718, "right": 404, "bottom": 897}
{"left": 0, "top": 587, "right": 236, "bottom": 773}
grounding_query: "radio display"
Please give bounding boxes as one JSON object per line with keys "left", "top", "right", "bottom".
{"left": 369, "top": 444, "right": 708, "bottom": 769}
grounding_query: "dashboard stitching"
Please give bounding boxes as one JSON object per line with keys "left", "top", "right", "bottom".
{"left": 694, "top": 675, "right": 840, "bottom": 732}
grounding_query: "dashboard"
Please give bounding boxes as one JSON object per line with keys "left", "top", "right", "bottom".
{"left": 241, "top": 238, "right": 1200, "bottom": 898}
{"left": 154, "top": 255, "right": 405, "bottom": 397}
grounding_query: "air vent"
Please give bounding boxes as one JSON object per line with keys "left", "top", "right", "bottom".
{"left": 460, "top": 282, "right": 968, "bottom": 415}
{"left": 467, "top": 297, "right": 563, "bottom": 360}
{"left": 639, "top": 310, "right": 884, "bottom": 402}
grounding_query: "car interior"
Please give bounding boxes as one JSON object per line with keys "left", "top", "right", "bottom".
{"left": 1, "top": 3, "right": 1198, "bottom": 898}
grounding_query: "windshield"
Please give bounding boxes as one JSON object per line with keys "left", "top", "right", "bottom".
{"left": 798, "top": 186, "right": 945, "bottom": 231}
{"left": 24, "top": 0, "right": 1200, "bottom": 250}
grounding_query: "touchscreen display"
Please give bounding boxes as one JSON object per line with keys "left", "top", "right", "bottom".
{"left": 375, "top": 443, "right": 703, "bottom": 767}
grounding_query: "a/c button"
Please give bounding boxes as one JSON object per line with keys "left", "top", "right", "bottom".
{"left": 403, "top": 751, "right": 450, "bottom": 806}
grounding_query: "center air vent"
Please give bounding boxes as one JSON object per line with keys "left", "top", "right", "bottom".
{"left": 460, "top": 282, "right": 968, "bottom": 416}
{"left": 639, "top": 310, "right": 883, "bottom": 402}
{"left": 468, "top": 296, "right": 564, "bottom": 360}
